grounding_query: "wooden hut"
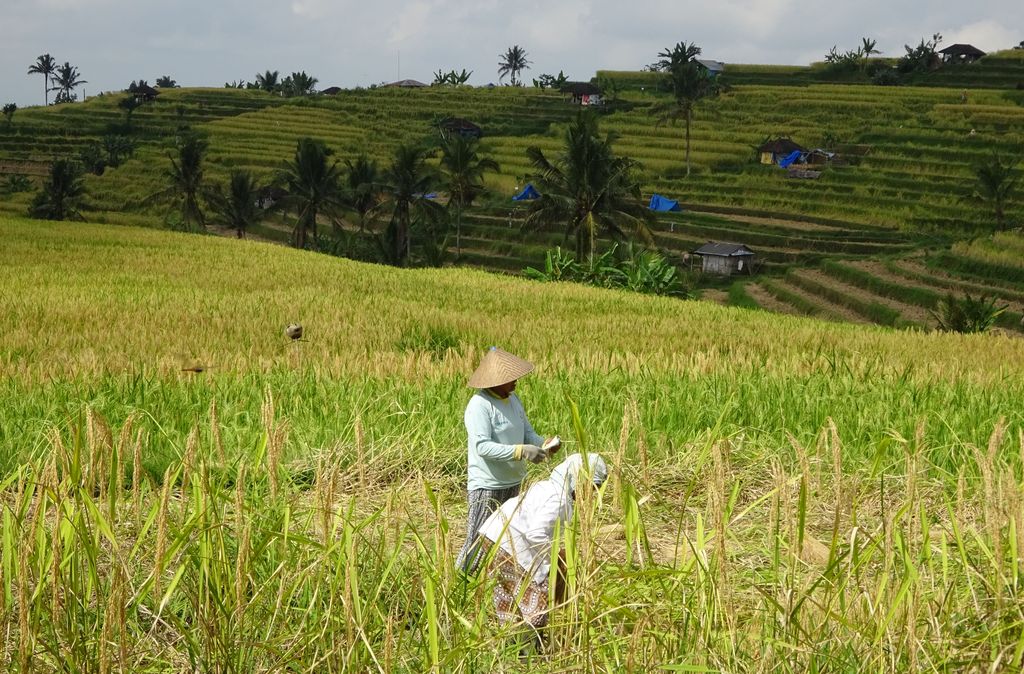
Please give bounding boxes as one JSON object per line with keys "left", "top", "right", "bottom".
{"left": 693, "top": 242, "right": 756, "bottom": 276}
{"left": 439, "top": 117, "right": 482, "bottom": 139}
{"left": 128, "top": 82, "right": 160, "bottom": 102}
{"left": 319, "top": 86, "right": 342, "bottom": 95}
{"left": 757, "top": 137, "right": 804, "bottom": 165}
{"left": 696, "top": 59, "right": 726, "bottom": 77}
{"left": 561, "top": 82, "right": 603, "bottom": 105}
{"left": 938, "top": 44, "right": 986, "bottom": 64}
{"left": 385, "top": 79, "right": 428, "bottom": 88}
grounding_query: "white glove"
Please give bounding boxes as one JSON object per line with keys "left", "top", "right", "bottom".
{"left": 516, "top": 444, "right": 546, "bottom": 463}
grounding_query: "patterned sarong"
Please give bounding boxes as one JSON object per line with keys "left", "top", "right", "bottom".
{"left": 455, "top": 485, "right": 520, "bottom": 574}
{"left": 482, "top": 541, "right": 551, "bottom": 628}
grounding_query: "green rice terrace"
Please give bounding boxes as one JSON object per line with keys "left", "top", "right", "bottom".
{"left": 1, "top": 53, "right": 1023, "bottom": 333}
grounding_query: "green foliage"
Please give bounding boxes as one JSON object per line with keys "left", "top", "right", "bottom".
{"left": 433, "top": 69, "right": 473, "bottom": 86}
{"left": 344, "top": 154, "right": 382, "bottom": 232}
{"left": 727, "top": 281, "right": 761, "bottom": 309}
{"left": 2, "top": 174, "right": 32, "bottom": 194}
{"left": 206, "top": 169, "right": 264, "bottom": 238}
{"left": 394, "top": 324, "right": 463, "bottom": 359}
{"left": 150, "top": 133, "right": 208, "bottom": 230}
{"left": 966, "top": 153, "right": 1020, "bottom": 230}
{"left": 439, "top": 132, "right": 499, "bottom": 256}
{"left": 525, "top": 244, "right": 690, "bottom": 297}
{"left": 276, "top": 137, "right": 346, "bottom": 248}
{"left": 255, "top": 70, "right": 281, "bottom": 93}
{"left": 533, "top": 71, "right": 569, "bottom": 89}
{"left": 50, "top": 62, "right": 86, "bottom": 104}
{"left": 898, "top": 33, "right": 943, "bottom": 74}
{"left": 379, "top": 144, "right": 444, "bottom": 267}
{"left": 155, "top": 75, "right": 179, "bottom": 88}
{"left": 524, "top": 110, "right": 653, "bottom": 263}
{"left": 29, "top": 159, "right": 86, "bottom": 221}
{"left": 932, "top": 292, "right": 1007, "bottom": 333}
{"left": 281, "top": 71, "right": 318, "bottom": 97}
{"left": 2, "top": 103, "right": 15, "bottom": 125}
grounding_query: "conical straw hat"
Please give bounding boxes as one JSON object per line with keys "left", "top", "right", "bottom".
{"left": 468, "top": 346, "right": 534, "bottom": 389}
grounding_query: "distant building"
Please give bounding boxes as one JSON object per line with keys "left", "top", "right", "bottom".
{"left": 756, "top": 137, "right": 805, "bottom": 165}
{"left": 938, "top": 44, "right": 986, "bottom": 64}
{"left": 319, "top": 86, "right": 342, "bottom": 95}
{"left": 439, "top": 117, "right": 483, "bottom": 139}
{"left": 385, "top": 79, "right": 429, "bottom": 88}
{"left": 693, "top": 242, "right": 756, "bottom": 276}
{"left": 561, "top": 82, "right": 603, "bottom": 105}
{"left": 696, "top": 59, "right": 726, "bottom": 77}
{"left": 128, "top": 82, "right": 160, "bottom": 102}
{"left": 255, "top": 186, "right": 288, "bottom": 210}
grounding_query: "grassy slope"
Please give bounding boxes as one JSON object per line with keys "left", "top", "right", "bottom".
{"left": 3, "top": 217, "right": 1024, "bottom": 670}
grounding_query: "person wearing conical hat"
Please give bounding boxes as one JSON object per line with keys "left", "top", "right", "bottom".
{"left": 455, "top": 346, "right": 560, "bottom": 574}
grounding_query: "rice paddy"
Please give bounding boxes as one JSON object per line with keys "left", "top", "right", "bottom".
{"left": 2, "top": 217, "right": 1024, "bottom": 670}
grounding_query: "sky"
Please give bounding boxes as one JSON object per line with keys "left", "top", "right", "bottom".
{"left": 2, "top": 0, "right": 1022, "bottom": 107}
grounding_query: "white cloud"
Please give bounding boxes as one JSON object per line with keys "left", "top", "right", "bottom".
{"left": 944, "top": 20, "right": 1019, "bottom": 52}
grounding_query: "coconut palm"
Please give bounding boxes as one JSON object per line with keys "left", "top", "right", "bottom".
{"left": 967, "top": 153, "right": 1020, "bottom": 231}
{"left": 651, "top": 42, "right": 723, "bottom": 178}
{"left": 149, "top": 134, "right": 208, "bottom": 229}
{"left": 27, "top": 54, "right": 57, "bottom": 105}
{"left": 29, "top": 159, "right": 86, "bottom": 221}
{"left": 524, "top": 110, "right": 653, "bottom": 266}
{"left": 498, "top": 45, "right": 532, "bottom": 86}
{"left": 276, "top": 138, "right": 347, "bottom": 249}
{"left": 344, "top": 155, "right": 382, "bottom": 232}
{"left": 255, "top": 70, "right": 281, "bottom": 93}
{"left": 50, "top": 62, "right": 87, "bottom": 104}
{"left": 207, "top": 169, "right": 264, "bottom": 238}
{"left": 380, "top": 144, "right": 445, "bottom": 266}
{"left": 155, "top": 75, "right": 179, "bottom": 88}
{"left": 439, "top": 133, "right": 499, "bottom": 256}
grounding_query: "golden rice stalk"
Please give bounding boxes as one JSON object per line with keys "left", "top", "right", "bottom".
{"left": 154, "top": 466, "right": 172, "bottom": 601}
{"left": 355, "top": 414, "right": 366, "bottom": 490}
{"left": 209, "top": 398, "right": 226, "bottom": 464}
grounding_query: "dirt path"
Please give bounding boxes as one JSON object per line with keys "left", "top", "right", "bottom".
{"left": 795, "top": 269, "right": 934, "bottom": 327}
{"left": 687, "top": 210, "right": 847, "bottom": 233}
{"left": 745, "top": 283, "right": 802, "bottom": 315}
{"left": 700, "top": 289, "right": 729, "bottom": 305}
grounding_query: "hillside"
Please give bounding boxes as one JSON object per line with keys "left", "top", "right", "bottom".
{"left": 1, "top": 61, "right": 1023, "bottom": 331}
{"left": 2, "top": 217, "right": 1024, "bottom": 670}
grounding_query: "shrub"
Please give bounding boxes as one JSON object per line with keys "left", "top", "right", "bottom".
{"left": 931, "top": 292, "right": 1007, "bottom": 333}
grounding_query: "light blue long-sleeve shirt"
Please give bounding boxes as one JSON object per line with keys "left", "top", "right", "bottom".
{"left": 464, "top": 390, "right": 545, "bottom": 491}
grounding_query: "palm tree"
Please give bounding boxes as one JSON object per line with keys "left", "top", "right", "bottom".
{"left": 27, "top": 54, "right": 57, "bottom": 105}
{"left": 207, "top": 169, "right": 264, "bottom": 238}
{"left": 651, "top": 42, "right": 723, "bottom": 178}
{"left": 50, "top": 62, "right": 87, "bottom": 104}
{"left": 155, "top": 75, "right": 179, "bottom": 88}
{"left": 29, "top": 159, "right": 86, "bottom": 220}
{"left": 344, "top": 155, "right": 382, "bottom": 232}
{"left": 524, "top": 111, "right": 654, "bottom": 266}
{"left": 276, "top": 138, "right": 347, "bottom": 249}
{"left": 967, "top": 154, "right": 1020, "bottom": 231}
{"left": 118, "top": 96, "right": 143, "bottom": 130}
{"left": 439, "top": 133, "right": 499, "bottom": 257}
{"left": 148, "top": 134, "right": 207, "bottom": 229}
{"left": 255, "top": 70, "right": 280, "bottom": 94}
{"left": 498, "top": 46, "right": 532, "bottom": 86}
{"left": 380, "top": 144, "right": 445, "bottom": 266}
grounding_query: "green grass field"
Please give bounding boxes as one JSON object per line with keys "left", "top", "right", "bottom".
{"left": 2, "top": 217, "right": 1024, "bottom": 670}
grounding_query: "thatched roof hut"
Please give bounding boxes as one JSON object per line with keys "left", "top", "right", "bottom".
{"left": 756, "top": 137, "right": 805, "bottom": 165}
{"left": 439, "top": 117, "right": 482, "bottom": 139}
{"left": 939, "top": 44, "right": 986, "bottom": 63}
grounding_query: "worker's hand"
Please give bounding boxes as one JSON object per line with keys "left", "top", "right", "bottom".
{"left": 543, "top": 436, "right": 561, "bottom": 455}
{"left": 517, "top": 444, "right": 547, "bottom": 463}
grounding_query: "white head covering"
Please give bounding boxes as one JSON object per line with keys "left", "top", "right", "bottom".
{"left": 548, "top": 453, "right": 608, "bottom": 495}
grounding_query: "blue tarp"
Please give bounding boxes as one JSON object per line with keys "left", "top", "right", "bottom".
{"left": 413, "top": 192, "right": 437, "bottom": 199}
{"left": 512, "top": 184, "right": 540, "bottom": 201}
{"left": 648, "top": 194, "right": 682, "bottom": 212}
{"left": 778, "top": 150, "right": 802, "bottom": 168}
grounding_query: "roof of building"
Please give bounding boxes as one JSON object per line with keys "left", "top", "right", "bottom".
{"left": 130, "top": 83, "right": 160, "bottom": 98}
{"left": 561, "top": 81, "right": 602, "bottom": 96}
{"left": 693, "top": 242, "right": 755, "bottom": 257}
{"left": 697, "top": 59, "right": 726, "bottom": 73}
{"left": 320, "top": 86, "right": 342, "bottom": 95}
{"left": 385, "top": 79, "right": 428, "bottom": 88}
{"left": 939, "top": 44, "right": 986, "bottom": 57}
{"left": 757, "top": 136, "right": 805, "bottom": 154}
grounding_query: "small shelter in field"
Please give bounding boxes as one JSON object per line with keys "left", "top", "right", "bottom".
{"left": 648, "top": 194, "right": 682, "bottom": 212}
{"left": 561, "top": 82, "right": 603, "bottom": 105}
{"left": 255, "top": 186, "right": 288, "bottom": 210}
{"left": 757, "top": 137, "right": 805, "bottom": 165}
{"left": 512, "top": 184, "right": 540, "bottom": 201}
{"left": 693, "top": 242, "right": 756, "bottom": 276}
{"left": 128, "top": 82, "right": 160, "bottom": 102}
{"left": 319, "top": 86, "right": 342, "bottom": 95}
{"left": 439, "top": 117, "right": 482, "bottom": 139}
{"left": 385, "top": 79, "right": 428, "bottom": 88}
{"left": 939, "top": 44, "right": 986, "bottom": 64}
{"left": 696, "top": 59, "right": 726, "bottom": 77}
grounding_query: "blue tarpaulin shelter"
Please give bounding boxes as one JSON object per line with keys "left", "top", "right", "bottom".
{"left": 648, "top": 194, "right": 682, "bottom": 212}
{"left": 512, "top": 184, "right": 540, "bottom": 201}
{"left": 778, "top": 150, "right": 802, "bottom": 168}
